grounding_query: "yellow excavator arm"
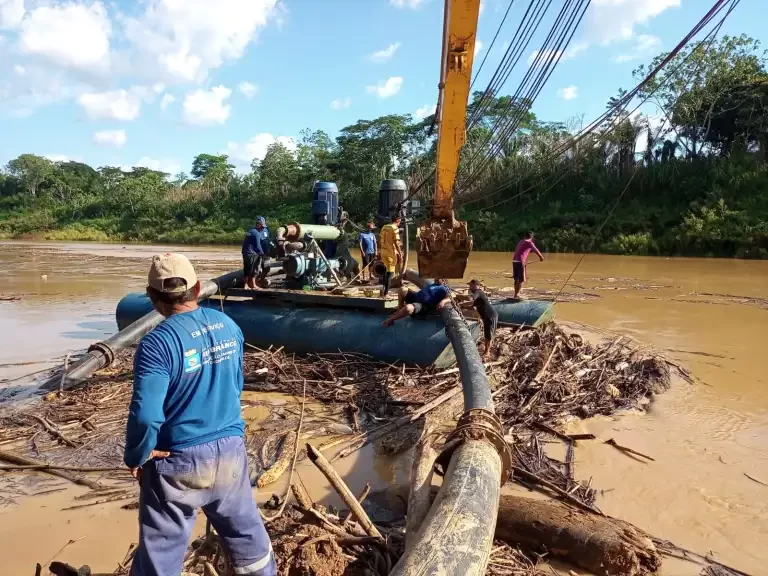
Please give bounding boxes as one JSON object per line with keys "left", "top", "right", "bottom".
{"left": 417, "top": 0, "right": 481, "bottom": 279}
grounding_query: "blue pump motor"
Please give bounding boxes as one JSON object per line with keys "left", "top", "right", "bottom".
{"left": 312, "top": 181, "right": 339, "bottom": 226}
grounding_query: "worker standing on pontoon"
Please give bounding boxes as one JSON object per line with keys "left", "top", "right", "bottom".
{"left": 125, "top": 253, "right": 275, "bottom": 576}
{"left": 358, "top": 221, "right": 378, "bottom": 282}
{"left": 242, "top": 217, "right": 270, "bottom": 289}
{"left": 379, "top": 214, "right": 403, "bottom": 298}
{"left": 512, "top": 231, "right": 544, "bottom": 299}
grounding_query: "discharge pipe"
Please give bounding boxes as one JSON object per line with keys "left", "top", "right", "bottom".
{"left": 44, "top": 270, "right": 244, "bottom": 391}
{"left": 390, "top": 296, "right": 506, "bottom": 575}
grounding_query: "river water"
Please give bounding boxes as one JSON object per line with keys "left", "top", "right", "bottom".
{"left": 1, "top": 240, "right": 767, "bottom": 574}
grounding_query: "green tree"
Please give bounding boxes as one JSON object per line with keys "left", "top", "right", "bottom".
{"left": 191, "top": 154, "right": 234, "bottom": 179}
{"left": 635, "top": 35, "right": 767, "bottom": 157}
{"left": 6, "top": 154, "right": 53, "bottom": 197}
{"left": 255, "top": 142, "right": 299, "bottom": 199}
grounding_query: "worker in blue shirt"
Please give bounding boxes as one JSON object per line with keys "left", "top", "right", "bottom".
{"left": 125, "top": 253, "right": 275, "bottom": 576}
{"left": 382, "top": 278, "right": 451, "bottom": 326}
{"left": 241, "top": 217, "right": 270, "bottom": 289}
{"left": 358, "top": 221, "right": 378, "bottom": 282}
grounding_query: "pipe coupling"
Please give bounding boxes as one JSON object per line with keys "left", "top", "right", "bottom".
{"left": 434, "top": 409, "right": 512, "bottom": 485}
{"left": 87, "top": 341, "right": 116, "bottom": 368}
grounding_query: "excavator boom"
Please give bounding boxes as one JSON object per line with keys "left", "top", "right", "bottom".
{"left": 417, "top": 0, "right": 481, "bottom": 279}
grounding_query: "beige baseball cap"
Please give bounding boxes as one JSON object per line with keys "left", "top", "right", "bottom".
{"left": 148, "top": 253, "right": 198, "bottom": 293}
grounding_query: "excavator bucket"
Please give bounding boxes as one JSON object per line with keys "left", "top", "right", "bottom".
{"left": 417, "top": 216, "right": 473, "bottom": 279}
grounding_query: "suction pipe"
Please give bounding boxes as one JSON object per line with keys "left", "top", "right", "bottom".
{"left": 390, "top": 300, "right": 506, "bottom": 575}
{"left": 45, "top": 270, "right": 244, "bottom": 390}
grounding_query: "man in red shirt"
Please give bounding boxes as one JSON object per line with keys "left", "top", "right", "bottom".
{"left": 512, "top": 232, "right": 544, "bottom": 298}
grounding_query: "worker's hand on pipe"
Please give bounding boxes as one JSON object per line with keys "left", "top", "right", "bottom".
{"left": 130, "top": 449, "right": 171, "bottom": 483}
{"left": 437, "top": 297, "right": 452, "bottom": 311}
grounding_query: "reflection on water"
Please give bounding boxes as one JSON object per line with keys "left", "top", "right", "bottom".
{"left": 1, "top": 241, "right": 768, "bottom": 574}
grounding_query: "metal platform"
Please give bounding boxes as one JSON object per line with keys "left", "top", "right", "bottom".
{"left": 221, "top": 287, "right": 398, "bottom": 312}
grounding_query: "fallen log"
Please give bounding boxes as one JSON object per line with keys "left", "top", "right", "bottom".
{"left": 405, "top": 425, "right": 436, "bottom": 554}
{"left": 495, "top": 495, "right": 661, "bottom": 576}
{"left": 363, "top": 485, "right": 661, "bottom": 576}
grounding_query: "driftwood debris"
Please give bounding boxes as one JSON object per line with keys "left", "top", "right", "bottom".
{"left": 0, "top": 449, "right": 103, "bottom": 491}
{"left": 405, "top": 426, "right": 437, "bottom": 553}
{"left": 306, "top": 443, "right": 383, "bottom": 541}
{"left": 495, "top": 495, "right": 660, "bottom": 576}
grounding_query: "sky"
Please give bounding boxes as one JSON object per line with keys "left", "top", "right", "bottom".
{"left": 0, "top": 0, "right": 765, "bottom": 175}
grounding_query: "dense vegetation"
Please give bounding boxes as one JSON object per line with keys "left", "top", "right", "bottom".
{"left": 2, "top": 36, "right": 767, "bottom": 258}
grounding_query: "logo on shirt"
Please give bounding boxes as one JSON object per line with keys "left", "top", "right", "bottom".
{"left": 184, "top": 348, "right": 202, "bottom": 373}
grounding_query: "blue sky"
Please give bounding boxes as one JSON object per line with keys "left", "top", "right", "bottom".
{"left": 0, "top": 0, "right": 764, "bottom": 175}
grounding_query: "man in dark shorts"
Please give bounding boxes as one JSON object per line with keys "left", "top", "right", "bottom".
{"left": 465, "top": 279, "right": 499, "bottom": 357}
{"left": 512, "top": 231, "right": 544, "bottom": 298}
{"left": 241, "top": 217, "right": 269, "bottom": 289}
{"left": 382, "top": 279, "right": 450, "bottom": 326}
{"left": 358, "top": 221, "right": 378, "bottom": 282}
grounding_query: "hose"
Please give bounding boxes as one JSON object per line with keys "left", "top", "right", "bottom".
{"left": 44, "top": 270, "right": 244, "bottom": 391}
{"left": 391, "top": 300, "right": 502, "bottom": 575}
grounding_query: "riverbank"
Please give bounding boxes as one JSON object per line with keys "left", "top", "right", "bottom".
{"left": 2, "top": 210, "right": 767, "bottom": 260}
{"left": 1, "top": 242, "right": 767, "bottom": 574}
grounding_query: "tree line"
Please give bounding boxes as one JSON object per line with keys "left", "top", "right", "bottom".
{"left": 1, "top": 35, "right": 767, "bottom": 257}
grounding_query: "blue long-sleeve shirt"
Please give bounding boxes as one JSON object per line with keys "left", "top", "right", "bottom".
{"left": 242, "top": 227, "right": 266, "bottom": 255}
{"left": 124, "top": 307, "right": 245, "bottom": 468}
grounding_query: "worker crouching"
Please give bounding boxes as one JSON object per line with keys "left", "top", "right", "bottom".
{"left": 125, "top": 253, "right": 275, "bottom": 576}
{"left": 382, "top": 278, "right": 450, "bottom": 326}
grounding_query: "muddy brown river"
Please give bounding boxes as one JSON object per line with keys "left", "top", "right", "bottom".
{"left": 1, "top": 240, "right": 767, "bottom": 575}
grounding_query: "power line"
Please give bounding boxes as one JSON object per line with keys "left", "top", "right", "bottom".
{"left": 457, "top": 0, "right": 737, "bottom": 210}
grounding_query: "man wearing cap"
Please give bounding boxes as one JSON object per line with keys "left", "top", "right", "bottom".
{"left": 463, "top": 279, "right": 499, "bottom": 357}
{"left": 242, "top": 217, "right": 270, "bottom": 289}
{"left": 125, "top": 253, "right": 275, "bottom": 576}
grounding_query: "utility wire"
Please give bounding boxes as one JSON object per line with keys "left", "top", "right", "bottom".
{"left": 457, "top": 0, "right": 736, "bottom": 210}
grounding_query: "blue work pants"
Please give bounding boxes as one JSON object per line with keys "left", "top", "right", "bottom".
{"left": 130, "top": 435, "right": 275, "bottom": 576}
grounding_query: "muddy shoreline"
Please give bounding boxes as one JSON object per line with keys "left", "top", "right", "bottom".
{"left": 1, "top": 241, "right": 767, "bottom": 575}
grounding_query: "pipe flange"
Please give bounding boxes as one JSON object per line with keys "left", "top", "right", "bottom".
{"left": 87, "top": 341, "right": 116, "bottom": 367}
{"left": 434, "top": 409, "right": 512, "bottom": 486}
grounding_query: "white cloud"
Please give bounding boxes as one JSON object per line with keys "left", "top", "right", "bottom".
{"left": 479, "top": 1, "right": 485, "bottom": 15}
{"left": 226, "top": 133, "right": 297, "bottom": 169}
{"left": 123, "top": 0, "right": 280, "bottom": 83}
{"left": 237, "top": 81, "right": 259, "bottom": 99}
{"left": 474, "top": 40, "right": 483, "bottom": 57}
{"left": 152, "top": 82, "right": 165, "bottom": 94}
{"left": 93, "top": 129, "right": 127, "bottom": 148}
{"left": 389, "top": 0, "right": 429, "bottom": 8}
{"left": 566, "top": 41, "right": 589, "bottom": 59}
{"left": 528, "top": 49, "right": 563, "bottom": 65}
{"left": 587, "top": 0, "right": 679, "bottom": 44}
{"left": 414, "top": 103, "right": 435, "bottom": 120}
{"left": 45, "top": 154, "right": 84, "bottom": 163}
{"left": 13, "top": 64, "right": 25, "bottom": 75}
{"left": 615, "top": 34, "right": 661, "bottom": 63}
{"left": 77, "top": 88, "right": 149, "bottom": 121}
{"left": 558, "top": 85, "right": 579, "bottom": 100}
{"left": 528, "top": 40, "right": 589, "bottom": 67}
{"left": 330, "top": 97, "right": 351, "bottom": 110}
{"left": 133, "top": 156, "right": 182, "bottom": 176}
{"left": 366, "top": 76, "right": 403, "bottom": 99}
{"left": 182, "top": 85, "right": 232, "bottom": 125}
{"left": 160, "top": 93, "right": 176, "bottom": 110}
{"left": 369, "top": 42, "right": 401, "bottom": 63}
{"left": 0, "top": 0, "right": 25, "bottom": 30}
{"left": 18, "top": 1, "right": 111, "bottom": 72}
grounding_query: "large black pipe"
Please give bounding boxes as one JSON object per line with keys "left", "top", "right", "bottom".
{"left": 45, "top": 270, "right": 243, "bottom": 390}
{"left": 390, "top": 303, "right": 502, "bottom": 575}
